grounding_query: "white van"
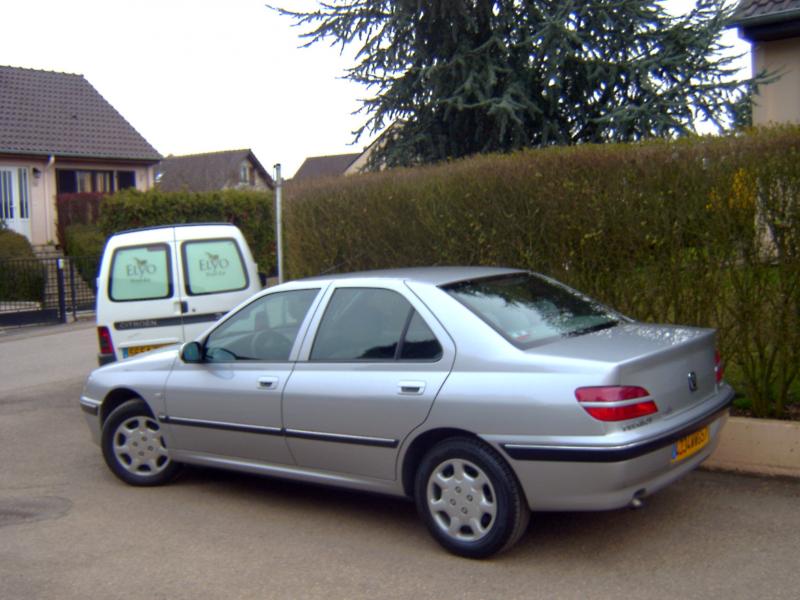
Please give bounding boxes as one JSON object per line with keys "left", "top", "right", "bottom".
{"left": 95, "top": 223, "right": 264, "bottom": 365}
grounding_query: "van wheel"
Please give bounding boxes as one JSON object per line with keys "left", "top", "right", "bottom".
{"left": 101, "top": 399, "right": 180, "bottom": 486}
{"left": 414, "top": 438, "right": 530, "bottom": 558}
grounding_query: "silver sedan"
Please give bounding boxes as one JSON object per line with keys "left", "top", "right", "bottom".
{"left": 80, "top": 267, "right": 733, "bottom": 558}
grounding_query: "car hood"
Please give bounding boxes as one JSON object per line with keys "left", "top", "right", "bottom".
{"left": 94, "top": 344, "right": 181, "bottom": 375}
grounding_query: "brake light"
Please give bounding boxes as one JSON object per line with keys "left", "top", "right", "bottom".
{"left": 715, "top": 349, "right": 724, "bottom": 384}
{"left": 575, "top": 386, "right": 658, "bottom": 422}
{"left": 98, "top": 326, "right": 114, "bottom": 356}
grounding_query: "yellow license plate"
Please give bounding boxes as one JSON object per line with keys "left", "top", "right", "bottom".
{"left": 124, "top": 344, "right": 168, "bottom": 357}
{"left": 671, "top": 426, "right": 710, "bottom": 463}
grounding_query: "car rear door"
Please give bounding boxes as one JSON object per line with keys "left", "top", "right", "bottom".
{"left": 105, "top": 228, "right": 185, "bottom": 359}
{"left": 173, "top": 226, "right": 261, "bottom": 341}
{"left": 282, "top": 281, "right": 455, "bottom": 481}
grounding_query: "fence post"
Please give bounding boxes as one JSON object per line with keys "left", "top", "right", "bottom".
{"left": 69, "top": 259, "right": 77, "bottom": 319}
{"left": 56, "top": 258, "right": 67, "bottom": 323}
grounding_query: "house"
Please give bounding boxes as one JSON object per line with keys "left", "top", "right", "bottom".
{"left": 0, "top": 65, "right": 161, "bottom": 246}
{"left": 291, "top": 152, "right": 362, "bottom": 182}
{"left": 292, "top": 125, "right": 397, "bottom": 181}
{"left": 733, "top": 0, "right": 800, "bottom": 125}
{"left": 155, "top": 149, "right": 274, "bottom": 192}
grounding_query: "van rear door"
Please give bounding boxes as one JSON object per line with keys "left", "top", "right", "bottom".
{"left": 173, "top": 226, "right": 261, "bottom": 342}
{"left": 105, "top": 228, "right": 185, "bottom": 359}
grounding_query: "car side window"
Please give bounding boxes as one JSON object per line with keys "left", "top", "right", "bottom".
{"left": 182, "top": 238, "right": 248, "bottom": 295}
{"left": 204, "top": 289, "right": 318, "bottom": 362}
{"left": 310, "top": 288, "right": 442, "bottom": 362}
{"left": 109, "top": 244, "right": 172, "bottom": 301}
{"left": 400, "top": 311, "right": 443, "bottom": 360}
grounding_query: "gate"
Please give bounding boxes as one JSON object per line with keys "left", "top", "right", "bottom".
{"left": 0, "top": 256, "right": 99, "bottom": 326}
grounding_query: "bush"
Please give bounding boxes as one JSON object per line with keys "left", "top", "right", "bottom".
{"left": 63, "top": 224, "right": 106, "bottom": 290}
{"left": 98, "top": 188, "right": 276, "bottom": 274}
{"left": 56, "top": 193, "right": 105, "bottom": 248}
{"left": 284, "top": 126, "right": 800, "bottom": 418}
{"left": 0, "top": 228, "right": 37, "bottom": 258}
{"left": 0, "top": 229, "right": 44, "bottom": 303}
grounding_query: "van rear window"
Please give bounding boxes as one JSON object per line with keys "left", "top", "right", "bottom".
{"left": 182, "top": 238, "right": 248, "bottom": 295}
{"left": 109, "top": 244, "right": 172, "bottom": 301}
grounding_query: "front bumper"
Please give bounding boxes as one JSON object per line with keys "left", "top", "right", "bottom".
{"left": 80, "top": 395, "right": 103, "bottom": 446}
{"left": 498, "top": 388, "right": 734, "bottom": 511}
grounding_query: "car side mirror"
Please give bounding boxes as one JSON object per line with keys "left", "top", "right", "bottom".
{"left": 181, "top": 341, "right": 204, "bottom": 363}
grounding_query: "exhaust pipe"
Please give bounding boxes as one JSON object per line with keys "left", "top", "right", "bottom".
{"left": 629, "top": 489, "right": 646, "bottom": 509}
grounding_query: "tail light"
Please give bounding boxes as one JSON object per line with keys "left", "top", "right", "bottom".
{"left": 98, "top": 326, "right": 114, "bottom": 356}
{"left": 714, "top": 349, "right": 724, "bottom": 384}
{"left": 575, "top": 386, "right": 658, "bottom": 422}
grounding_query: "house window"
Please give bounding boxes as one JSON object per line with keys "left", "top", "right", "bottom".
{"left": 118, "top": 171, "right": 136, "bottom": 189}
{"left": 76, "top": 171, "right": 93, "bottom": 193}
{"left": 240, "top": 165, "right": 251, "bottom": 184}
{"left": 17, "top": 168, "right": 29, "bottom": 219}
{"left": 95, "top": 171, "right": 113, "bottom": 192}
{"left": 1, "top": 170, "right": 13, "bottom": 220}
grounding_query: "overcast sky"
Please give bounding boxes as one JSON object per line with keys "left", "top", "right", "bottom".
{"left": 1, "top": 0, "right": 750, "bottom": 178}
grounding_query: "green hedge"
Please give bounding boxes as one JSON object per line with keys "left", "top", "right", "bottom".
{"left": 0, "top": 228, "right": 45, "bottom": 303}
{"left": 98, "top": 189, "right": 276, "bottom": 275}
{"left": 284, "top": 127, "right": 800, "bottom": 418}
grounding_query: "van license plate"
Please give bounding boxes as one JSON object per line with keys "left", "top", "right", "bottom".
{"left": 124, "top": 344, "right": 168, "bottom": 358}
{"left": 671, "top": 426, "right": 710, "bottom": 463}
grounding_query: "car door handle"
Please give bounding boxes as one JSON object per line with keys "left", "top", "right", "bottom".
{"left": 257, "top": 376, "right": 279, "bottom": 390}
{"left": 398, "top": 381, "right": 426, "bottom": 395}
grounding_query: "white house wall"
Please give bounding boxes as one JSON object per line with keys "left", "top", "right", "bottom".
{"left": 1, "top": 157, "right": 155, "bottom": 246}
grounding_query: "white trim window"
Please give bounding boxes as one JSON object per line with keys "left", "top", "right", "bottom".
{"left": 0, "top": 166, "right": 32, "bottom": 240}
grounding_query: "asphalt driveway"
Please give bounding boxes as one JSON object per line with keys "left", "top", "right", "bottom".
{"left": 1, "top": 322, "right": 798, "bottom": 599}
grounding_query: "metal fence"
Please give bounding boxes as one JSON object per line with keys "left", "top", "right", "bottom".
{"left": 0, "top": 256, "right": 99, "bottom": 326}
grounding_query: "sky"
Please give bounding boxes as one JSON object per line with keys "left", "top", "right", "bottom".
{"left": 0, "top": 0, "right": 751, "bottom": 178}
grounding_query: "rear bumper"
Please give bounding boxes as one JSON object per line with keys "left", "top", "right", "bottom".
{"left": 498, "top": 387, "right": 734, "bottom": 511}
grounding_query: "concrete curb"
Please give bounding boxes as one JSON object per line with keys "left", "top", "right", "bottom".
{"left": 704, "top": 416, "right": 800, "bottom": 478}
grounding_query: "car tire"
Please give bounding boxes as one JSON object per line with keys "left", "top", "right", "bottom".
{"left": 101, "top": 398, "right": 180, "bottom": 486}
{"left": 414, "top": 437, "right": 530, "bottom": 558}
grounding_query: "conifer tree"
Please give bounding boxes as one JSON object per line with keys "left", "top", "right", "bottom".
{"left": 271, "top": 1, "right": 759, "bottom": 167}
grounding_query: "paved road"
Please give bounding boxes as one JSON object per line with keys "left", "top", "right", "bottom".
{"left": 1, "top": 324, "right": 799, "bottom": 599}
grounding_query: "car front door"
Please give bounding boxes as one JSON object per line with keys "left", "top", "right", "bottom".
{"left": 282, "top": 283, "right": 455, "bottom": 480}
{"left": 163, "top": 287, "right": 322, "bottom": 464}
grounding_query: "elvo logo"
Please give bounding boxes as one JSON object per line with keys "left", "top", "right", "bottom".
{"left": 126, "top": 257, "right": 157, "bottom": 281}
{"left": 198, "top": 252, "right": 230, "bottom": 277}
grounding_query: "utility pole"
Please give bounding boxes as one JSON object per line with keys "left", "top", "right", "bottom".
{"left": 274, "top": 163, "right": 284, "bottom": 284}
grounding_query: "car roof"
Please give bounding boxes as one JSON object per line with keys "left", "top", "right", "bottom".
{"left": 113, "top": 222, "right": 236, "bottom": 236}
{"left": 298, "top": 266, "right": 526, "bottom": 287}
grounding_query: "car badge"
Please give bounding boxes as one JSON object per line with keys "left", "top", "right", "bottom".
{"left": 688, "top": 371, "right": 698, "bottom": 392}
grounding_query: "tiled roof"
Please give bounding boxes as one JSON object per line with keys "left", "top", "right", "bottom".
{"left": 0, "top": 65, "right": 161, "bottom": 162}
{"left": 292, "top": 153, "right": 361, "bottom": 181}
{"left": 156, "top": 149, "right": 273, "bottom": 192}
{"left": 732, "top": 0, "right": 800, "bottom": 25}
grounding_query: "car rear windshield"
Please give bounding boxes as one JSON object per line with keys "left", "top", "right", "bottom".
{"left": 443, "top": 273, "right": 619, "bottom": 348}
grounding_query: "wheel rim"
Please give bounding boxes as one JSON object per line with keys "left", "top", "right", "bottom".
{"left": 426, "top": 458, "right": 497, "bottom": 542}
{"left": 112, "top": 415, "right": 170, "bottom": 477}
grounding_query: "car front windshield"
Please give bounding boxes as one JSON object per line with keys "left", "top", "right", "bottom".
{"left": 443, "top": 273, "right": 619, "bottom": 348}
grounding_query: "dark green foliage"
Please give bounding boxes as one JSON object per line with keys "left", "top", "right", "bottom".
{"left": 0, "top": 229, "right": 44, "bottom": 302}
{"left": 64, "top": 224, "right": 106, "bottom": 289}
{"left": 64, "top": 224, "right": 106, "bottom": 258}
{"left": 0, "top": 228, "right": 36, "bottom": 258}
{"left": 284, "top": 126, "right": 800, "bottom": 418}
{"left": 271, "top": 0, "right": 762, "bottom": 166}
{"left": 98, "top": 189, "right": 276, "bottom": 275}
{"left": 56, "top": 193, "right": 105, "bottom": 248}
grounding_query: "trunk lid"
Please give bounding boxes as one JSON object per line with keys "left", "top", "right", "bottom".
{"left": 529, "top": 323, "right": 718, "bottom": 416}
